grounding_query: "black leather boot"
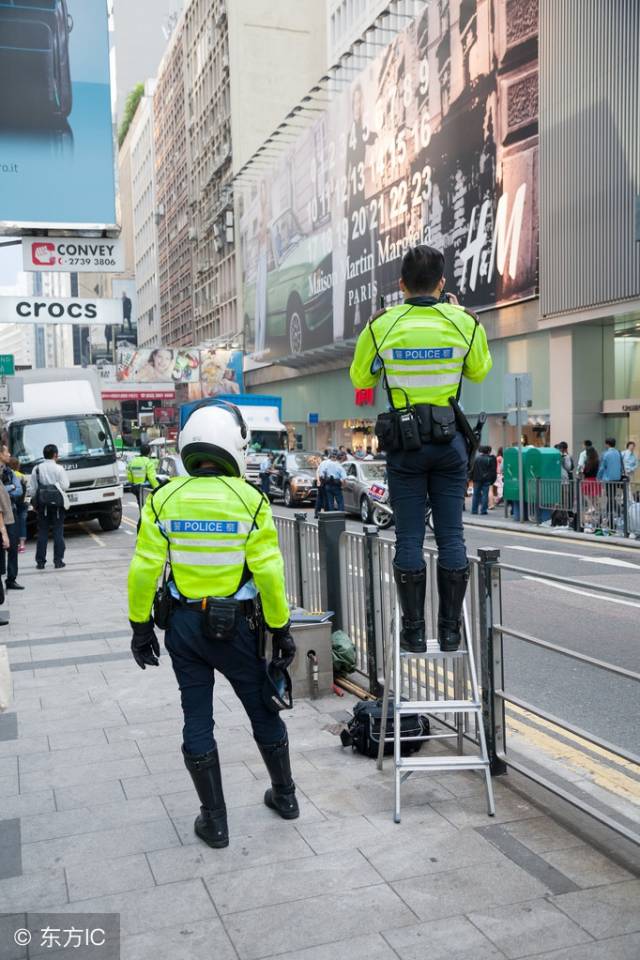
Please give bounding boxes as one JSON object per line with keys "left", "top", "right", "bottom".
{"left": 393, "top": 565, "right": 427, "bottom": 653}
{"left": 437, "top": 563, "right": 470, "bottom": 652}
{"left": 257, "top": 737, "right": 299, "bottom": 820}
{"left": 182, "top": 745, "right": 229, "bottom": 848}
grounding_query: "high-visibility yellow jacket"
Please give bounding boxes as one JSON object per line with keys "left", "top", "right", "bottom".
{"left": 350, "top": 301, "right": 492, "bottom": 408}
{"left": 127, "top": 475, "right": 289, "bottom": 629}
{"left": 127, "top": 455, "right": 159, "bottom": 488}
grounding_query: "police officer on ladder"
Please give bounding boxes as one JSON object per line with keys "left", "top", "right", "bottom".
{"left": 350, "top": 245, "right": 492, "bottom": 653}
{"left": 127, "top": 402, "right": 298, "bottom": 848}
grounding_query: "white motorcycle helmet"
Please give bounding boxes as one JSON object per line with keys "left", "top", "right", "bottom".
{"left": 179, "top": 401, "right": 249, "bottom": 477}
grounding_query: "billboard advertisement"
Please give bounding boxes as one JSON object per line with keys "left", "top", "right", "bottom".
{"left": 22, "top": 236, "right": 124, "bottom": 273}
{"left": 240, "top": 0, "right": 538, "bottom": 361}
{"left": 0, "top": 0, "right": 117, "bottom": 232}
{"left": 97, "top": 348, "right": 244, "bottom": 395}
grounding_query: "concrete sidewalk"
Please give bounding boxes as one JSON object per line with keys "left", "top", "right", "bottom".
{"left": 463, "top": 510, "right": 640, "bottom": 548}
{"left": 0, "top": 531, "right": 639, "bottom": 960}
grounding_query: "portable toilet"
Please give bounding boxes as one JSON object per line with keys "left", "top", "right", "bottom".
{"left": 504, "top": 446, "right": 561, "bottom": 519}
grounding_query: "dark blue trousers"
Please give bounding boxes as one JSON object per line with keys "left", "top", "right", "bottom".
{"left": 325, "top": 481, "right": 344, "bottom": 511}
{"left": 471, "top": 481, "right": 490, "bottom": 515}
{"left": 387, "top": 431, "right": 468, "bottom": 571}
{"left": 165, "top": 605, "right": 286, "bottom": 756}
{"left": 35, "top": 507, "right": 65, "bottom": 567}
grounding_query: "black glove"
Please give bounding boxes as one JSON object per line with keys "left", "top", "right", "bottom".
{"left": 270, "top": 622, "right": 296, "bottom": 670}
{"left": 130, "top": 620, "right": 160, "bottom": 670}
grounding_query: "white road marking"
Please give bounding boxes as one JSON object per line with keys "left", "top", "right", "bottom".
{"left": 580, "top": 557, "right": 640, "bottom": 570}
{"left": 523, "top": 576, "right": 640, "bottom": 608}
{"left": 506, "top": 545, "right": 640, "bottom": 570}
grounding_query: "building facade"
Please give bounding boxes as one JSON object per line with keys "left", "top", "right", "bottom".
{"left": 154, "top": 21, "right": 195, "bottom": 346}
{"left": 239, "top": 0, "right": 639, "bottom": 457}
{"left": 130, "top": 81, "right": 161, "bottom": 347}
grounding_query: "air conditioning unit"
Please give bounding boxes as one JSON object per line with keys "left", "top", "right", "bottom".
{"left": 188, "top": 227, "right": 198, "bottom": 240}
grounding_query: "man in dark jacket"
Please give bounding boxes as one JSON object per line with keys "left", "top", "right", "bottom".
{"left": 471, "top": 446, "right": 497, "bottom": 516}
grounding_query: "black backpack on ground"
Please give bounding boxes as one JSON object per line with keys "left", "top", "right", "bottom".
{"left": 340, "top": 699, "right": 430, "bottom": 758}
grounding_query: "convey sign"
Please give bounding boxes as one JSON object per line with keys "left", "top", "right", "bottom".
{"left": 22, "top": 237, "right": 124, "bottom": 273}
{"left": 0, "top": 296, "right": 122, "bottom": 326}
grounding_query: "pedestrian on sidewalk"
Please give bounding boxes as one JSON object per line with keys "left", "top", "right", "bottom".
{"left": 258, "top": 452, "right": 273, "bottom": 497}
{"left": 577, "top": 439, "right": 594, "bottom": 478}
{"left": 622, "top": 441, "right": 637, "bottom": 484}
{"left": 27, "top": 444, "right": 70, "bottom": 570}
{"left": 556, "top": 442, "right": 574, "bottom": 481}
{"left": 0, "top": 445, "right": 24, "bottom": 591}
{"left": 471, "top": 446, "right": 497, "bottom": 515}
{"left": 0, "top": 483, "right": 13, "bottom": 620}
{"left": 9, "top": 457, "right": 28, "bottom": 554}
{"left": 493, "top": 446, "right": 504, "bottom": 506}
{"left": 127, "top": 401, "right": 298, "bottom": 850}
{"left": 597, "top": 438, "right": 624, "bottom": 530}
{"left": 314, "top": 449, "right": 330, "bottom": 519}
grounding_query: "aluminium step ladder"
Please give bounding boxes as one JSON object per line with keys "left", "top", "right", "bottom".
{"left": 377, "top": 593, "right": 495, "bottom": 823}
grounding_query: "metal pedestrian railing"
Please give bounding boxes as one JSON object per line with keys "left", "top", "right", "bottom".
{"left": 526, "top": 477, "right": 640, "bottom": 537}
{"left": 272, "top": 509, "right": 639, "bottom": 843}
{"left": 485, "top": 553, "right": 640, "bottom": 844}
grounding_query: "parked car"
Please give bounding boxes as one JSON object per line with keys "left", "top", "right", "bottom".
{"left": 342, "top": 459, "right": 393, "bottom": 528}
{"left": 269, "top": 451, "right": 322, "bottom": 507}
{"left": 117, "top": 451, "right": 137, "bottom": 494}
{"left": 156, "top": 453, "right": 188, "bottom": 482}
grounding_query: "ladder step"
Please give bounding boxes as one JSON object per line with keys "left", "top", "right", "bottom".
{"left": 400, "top": 647, "right": 468, "bottom": 660}
{"left": 396, "top": 755, "right": 489, "bottom": 771}
{"left": 397, "top": 700, "right": 481, "bottom": 714}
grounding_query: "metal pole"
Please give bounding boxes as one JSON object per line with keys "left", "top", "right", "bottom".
{"left": 622, "top": 479, "right": 630, "bottom": 538}
{"left": 317, "top": 511, "right": 346, "bottom": 628}
{"left": 363, "top": 524, "right": 382, "bottom": 697}
{"left": 477, "top": 548, "right": 507, "bottom": 775}
{"left": 294, "top": 512, "right": 307, "bottom": 608}
{"left": 516, "top": 377, "right": 524, "bottom": 522}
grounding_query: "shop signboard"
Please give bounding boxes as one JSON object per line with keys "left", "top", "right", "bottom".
{"left": 0, "top": 0, "right": 117, "bottom": 232}
{"left": 240, "top": 2, "right": 538, "bottom": 362}
{"left": 22, "top": 237, "right": 124, "bottom": 273}
{"left": 0, "top": 296, "right": 121, "bottom": 325}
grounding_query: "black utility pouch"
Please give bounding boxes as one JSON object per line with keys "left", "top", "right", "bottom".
{"left": 153, "top": 564, "right": 172, "bottom": 629}
{"left": 374, "top": 412, "right": 400, "bottom": 452}
{"left": 398, "top": 407, "right": 421, "bottom": 451}
{"left": 153, "top": 584, "right": 173, "bottom": 630}
{"left": 203, "top": 597, "right": 240, "bottom": 642}
{"left": 431, "top": 405, "right": 457, "bottom": 444}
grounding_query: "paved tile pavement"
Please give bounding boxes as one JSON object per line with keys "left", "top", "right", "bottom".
{"left": 0, "top": 519, "right": 638, "bottom": 959}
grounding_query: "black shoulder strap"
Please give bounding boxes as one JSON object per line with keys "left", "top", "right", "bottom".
{"left": 368, "top": 306, "right": 415, "bottom": 410}
{"left": 430, "top": 304, "right": 479, "bottom": 401}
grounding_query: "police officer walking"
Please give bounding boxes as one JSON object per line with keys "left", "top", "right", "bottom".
{"left": 127, "top": 402, "right": 298, "bottom": 849}
{"left": 350, "top": 245, "right": 492, "bottom": 653}
{"left": 127, "top": 443, "right": 159, "bottom": 525}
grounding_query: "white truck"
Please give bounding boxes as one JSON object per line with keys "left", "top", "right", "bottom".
{"left": 3, "top": 368, "right": 123, "bottom": 531}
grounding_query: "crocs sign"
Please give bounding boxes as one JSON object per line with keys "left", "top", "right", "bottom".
{"left": 0, "top": 296, "right": 122, "bottom": 325}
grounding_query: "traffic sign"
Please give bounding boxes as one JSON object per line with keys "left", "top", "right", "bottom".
{"left": 504, "top": 372, "right": 532, "bottom": 410}
{"left": 0, "top": 355, "right": 14, "bottom": 376}
{"left": 0, "top": 402, "right": 13, "bottom": 416}
{"left": 0, "top": 383, "right": 9, "bottom": 403}
{"left": 308, "top": 412, "right": 319, "bottom": 425}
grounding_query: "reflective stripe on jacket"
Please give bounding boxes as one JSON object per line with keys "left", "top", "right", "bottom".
{"left": 127, "top": 475, "right": 289, "bottom": 629}
{"left": 127, "top": 456, "right": 158, "bottom": 488}
{"left": 350, "top": 302, "right": 492, "bottom": 408}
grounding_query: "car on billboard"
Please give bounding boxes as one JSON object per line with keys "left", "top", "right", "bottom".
{"left": 245, "top": 211, "right": 333, "bottom": 356}
{"left": 0, "top": 0, "right": 73, "bottom": 121}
